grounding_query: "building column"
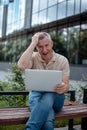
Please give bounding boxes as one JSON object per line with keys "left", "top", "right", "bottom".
{"left": 2, "top": 5, "right": 8, "bottom": 37}
{"left": 24, "top": 0, "right": 33, "bottom": 29}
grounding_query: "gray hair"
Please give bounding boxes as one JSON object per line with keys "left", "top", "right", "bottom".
{"left": 39, "top": 32, "right": 51, "bottom": 40}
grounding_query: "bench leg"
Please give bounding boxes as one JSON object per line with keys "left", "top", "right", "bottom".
{"left": 81, "top": 89, "right": 87, "bottom": 130}
{"left": 81, "top": 117, "right": 87, "bottom": 130}
{"left": 68, "top": 119, "right": 76, "bottom": 130}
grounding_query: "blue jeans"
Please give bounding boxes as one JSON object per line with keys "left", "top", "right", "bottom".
{"left": 25, "top": 91, "right": 65, "bottom": 130}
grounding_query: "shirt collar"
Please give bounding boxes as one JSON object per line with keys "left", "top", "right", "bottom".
{"left": 37, "top": 51, "right": 57, "bottom": 63}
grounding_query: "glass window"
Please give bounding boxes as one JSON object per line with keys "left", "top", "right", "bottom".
{"left": 58, "top": 28, "right": 68, "bottom": 57}
{"left": 0, "top": 0, "right": 9, "bottom": 5}
{"left": 49, "top": 28, "right": 57, "bottom": 35}
{"left": 0, "top": 0, "right": 14, "bottom": 5}
{"left": 67, "top": 0, "right": 74, "bottom": 17}
{"left": 47, "top": 5, "right": 57, "bottom": 23}
{"left": 0, "top": 6, "right": 3, "bottom": 37}
{"left": 7, "top": 3, "right": 13, "bottom": 24}
{"left": 19, "top": 0, "right": 25, "bottom": 28}
{"left": 58, "top": 0, "right": 65, "bottom": 3}
{"left": 32, "top": 0, "right": 39, "bottom": 13}
{"left": 32, "top": 13, "right": 38, "bottom": 27}
{"left": 6, "top": 3, "right": 13, "bottom": 35}
{"left": 19, "top": 0, "right": 25, "bottom": 19}
{"left": 52, "top": 29, "right": 68, "bottom": 57}
{"left": 48, "top": 0, "right": 57, "bottom": 7}
{"left": 75, "top": 0, "right": 80, "bottom": 14}
{"left": 39, "top": 10, "right": 47, "bottom": 25}
{"left": 67, "top": 26, "right": 80, "bottom": 64}
{"left": 7, "top": 0, "right": 25, "bottom": 35}
{"left": 39, "top": 0, "right": 47, "bottom": 10}
{"left": 58, "top": 1, "right": 66, "bottom": 20}
{"left": 80, "top": 30, "right": 87, "bottom": 64}
{"left": 81, "top": 24, "right": 87, "bottom": 31}
{"left": 81, "top": 0, "right": 87, "bottom": 13}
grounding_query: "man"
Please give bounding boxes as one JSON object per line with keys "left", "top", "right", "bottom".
{"left": 18, "top": 32, "right": 70, "bottom": 130}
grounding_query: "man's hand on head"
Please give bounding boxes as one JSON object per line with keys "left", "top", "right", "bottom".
{"left": 31, "top": 32, "right": 40, "bottom": 46}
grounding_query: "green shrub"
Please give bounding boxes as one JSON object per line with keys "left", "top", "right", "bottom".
{"left": 0, "top": 63, "right": 27, "bottom": 107}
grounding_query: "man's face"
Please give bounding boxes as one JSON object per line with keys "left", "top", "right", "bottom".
{"left": 36, "top": 36, "right": 53, "bottom": 60}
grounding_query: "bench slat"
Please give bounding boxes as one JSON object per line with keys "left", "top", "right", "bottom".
{"left": 0, "top": 104, "right": 87, "bottom": 125}
{"left": 56, "top": 104, "right": 87, "bottom": 119}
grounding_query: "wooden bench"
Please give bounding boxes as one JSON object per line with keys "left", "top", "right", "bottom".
{"left": 0, "top": 90, "right": 87, "bottom": 130}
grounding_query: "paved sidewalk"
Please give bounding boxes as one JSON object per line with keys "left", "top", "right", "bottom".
{"left": 54, "top": 125, "right": 81, "bottom": 130}
{"left": 0, "top": 70, "right": 11, "bottom": 81}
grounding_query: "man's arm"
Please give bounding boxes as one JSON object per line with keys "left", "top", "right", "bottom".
{"left": 18, "top": 33, "right": 40, "bottom": 71}
{"left": 54, "top": 57, "right": 70, "bottom": 94}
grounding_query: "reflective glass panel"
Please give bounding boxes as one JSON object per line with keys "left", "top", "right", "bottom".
{"left": 81, "top": 0, "right": 87, "bottom": 13}
{"left": 32, "top": 13, "right": 38, "bottom": 27}
{"left": 67, "top": 0, "right": 74, "bottom": 17}
{"left": 81, "top": 24, "right": 87, "bottom": 30}
{"left": 32, "top": 0, "right": 39, "bottom": 13}
{"left": 67, "top": 26, "right": 80, "bottom": 64}
{"left": 80, "top": 30, "right": 87, "bottom": 64}
{"left": 58, "top": 1, "right": 66, "bottom": 20}
{"left": 52, "top": 29, "right": 68, "bottom": 57}
{"left": 0, "top": 6, "right": 3, "bottom": 37}
{"left": 7, "top": 0, "right": 25, "bottom": 35}
{"left": 48, "top": 0, "right": 57, "bottom": 7}
{"left": 47, "top": 5, "right": 57, "bottom": 23}
{"left": 0, "top": 0, "right": 9, "bottom": 5}
{"left": 39, "top": 0, "right": 47, "bottom": 10}
{"left": 58, "top": 28, "right": 68, "bottom": 57}
{"left": 6, "top": 3, "right": 13, "bottom": 34}
{"left": 75, "top": 0, "right": 80, "bottom": 14}
{"left": 58, "top": 0, "right": 65, "bottom": 3}
{"left": 39, "top": 10, "right": 47, "bottom": 25}
{"left": 7, "top": 3, "right": 13, "bottom": 25}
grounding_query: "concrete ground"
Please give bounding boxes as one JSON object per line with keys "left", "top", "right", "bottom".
{"left": 0, "top": 70, "right": 11, "bottom": 81}
{"left": 54, "top": 125, "right": 81, "bottom": 130}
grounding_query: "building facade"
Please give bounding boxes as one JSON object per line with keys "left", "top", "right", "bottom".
{"left": 0, "top": 0, "right": 87, "bottom": 80}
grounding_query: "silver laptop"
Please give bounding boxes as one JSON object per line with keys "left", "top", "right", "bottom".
{"left": 25, "top": 69, "right": 62, "bottom": 92}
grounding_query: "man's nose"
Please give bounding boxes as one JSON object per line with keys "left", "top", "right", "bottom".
{"left": 43, "top": 47, "right": 47, "bottom": 52}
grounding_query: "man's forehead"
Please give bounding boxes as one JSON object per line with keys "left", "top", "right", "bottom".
{"left": 37, "top": 37, "right": 51, "bottom": 46}
{"left": 39, "top": 36, "right": 50, "bottom": 42}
